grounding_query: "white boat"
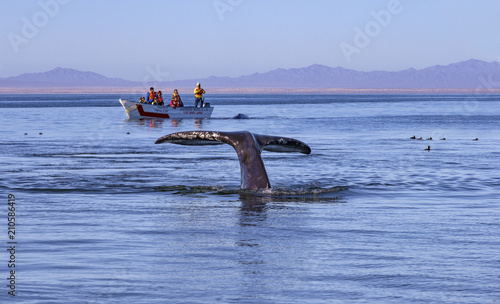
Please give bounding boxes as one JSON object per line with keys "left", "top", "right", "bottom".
{"left": 119, "top": 99, "right": 214, "bottom": 119}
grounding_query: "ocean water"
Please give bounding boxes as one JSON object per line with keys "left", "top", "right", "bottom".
{"left": 0, "top": 94, "right": 499, "bottom": 303}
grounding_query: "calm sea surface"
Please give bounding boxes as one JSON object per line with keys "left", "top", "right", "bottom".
{"left": 1, "top": 94, "right": 499, "bottom": 303}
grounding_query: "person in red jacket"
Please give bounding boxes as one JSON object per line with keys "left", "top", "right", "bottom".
{"left": 170, "top": 89, "right": 183, "bottom": 108}
{"left": 156, "top": 91, "right": 164, "bottom": 106}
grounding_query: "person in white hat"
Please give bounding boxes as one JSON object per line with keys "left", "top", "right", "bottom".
{"left": 194, "top": 82, "right": 206, "bottom": 107}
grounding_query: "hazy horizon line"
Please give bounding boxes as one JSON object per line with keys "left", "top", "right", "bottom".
{"left": 1, "top": 87, "right": 500, "bottom": 95}
{"left": 3, "top": 58, "right": 497, "bottom": 82}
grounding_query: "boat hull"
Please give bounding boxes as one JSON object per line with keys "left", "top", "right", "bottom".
{"left": 119, "top": 99, "right": 213, "bottom": 119}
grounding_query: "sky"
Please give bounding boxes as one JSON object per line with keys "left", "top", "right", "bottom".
{"left": 1, "top": 0, "right": 500, "bottom": 81}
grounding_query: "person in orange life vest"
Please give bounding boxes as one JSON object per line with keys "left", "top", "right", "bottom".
{"left": 146, "top": 87, "right": 156, "bottom": 103}
{"left": 156, "top": 91, "right": 164, "bottom": 106}
{"left": 170, "top": 89, "right": 183, "bottom": 108}
{"left": 194, "top": 83, "right": 205, "bottom": 107}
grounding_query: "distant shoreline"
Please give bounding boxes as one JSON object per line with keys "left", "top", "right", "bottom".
{"left": 1, "top": 87, "right": 500, "bottom": 95}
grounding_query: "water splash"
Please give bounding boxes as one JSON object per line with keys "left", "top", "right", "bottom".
{"left": 154, "top": 184, "right": 348, "bottom": 203}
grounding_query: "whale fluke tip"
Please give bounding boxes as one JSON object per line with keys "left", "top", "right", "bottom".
{"left": 155, "top": 131, "right": 226, "bottom": 145}
{"left": 256, "top": 135, "right": 311, "bottom": 154}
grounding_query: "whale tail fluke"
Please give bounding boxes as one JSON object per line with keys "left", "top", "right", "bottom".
{"left": 155, "top": 131, "right": 311, "bottom": 190}
{"left": 155, "top": 131, "right": 311, "bottom": 154}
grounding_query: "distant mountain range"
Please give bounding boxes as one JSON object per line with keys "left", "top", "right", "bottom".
{"left": 0, "top": 67, "right": 136, "bottom": 87}
{"left": 2, "top": 59, "right": 500, "bottom": 90}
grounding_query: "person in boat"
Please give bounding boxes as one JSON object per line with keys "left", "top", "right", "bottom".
{"left": 178, "top": 92, "right": 184, "bottom": 107}
{"left": 170, "top": 89, "right": 183, "bottom": 108}
{"left": 139, "top": 96, "right": 146, "bottom": 103}
{"left": 156, "top": 91, "right": 164, "bottom": 106}
{"left": 146, "top": 87, "right": 156, "bottom": 104}
{"left": 194, "top": 82, "right": 205, "bottom": 107}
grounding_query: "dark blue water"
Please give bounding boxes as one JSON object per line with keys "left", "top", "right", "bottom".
{"left": 1, "top": 94, "right": 499, "bottom": 303}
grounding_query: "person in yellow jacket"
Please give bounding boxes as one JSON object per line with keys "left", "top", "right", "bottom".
{"left": 194, "top": 82, "right": 206, "bottom": 107}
